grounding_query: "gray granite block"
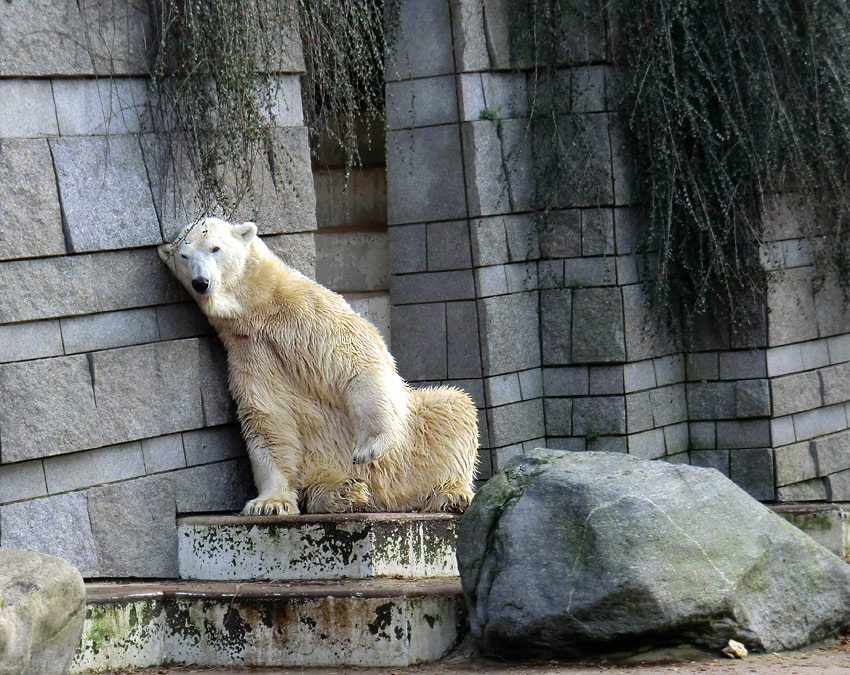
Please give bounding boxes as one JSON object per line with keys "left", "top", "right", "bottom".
{"left": 719, "top": 350, "right": 767, "bottom": 380}
{"left": 462, "top": 120, "right": 511, "bottom": 217}
{"left": 386, "top": 0, "right": 455, "bottom": 80}
{"left": 767, "top": 344, "right": 805, "bottom": 377}
{"left": 60, "top": 307, "right": 160, "bottom": 354}
{"left": 572, "top": 287, "right": 625, "bottom": 363}
{"left": 387, "top": 125, "right": 466, "bottom": 225}
{"left": 622, "top": 284, "right": 679, "bottom": 362}
{"left": 90, "top": 339, "right": 204, "bottom": 446}
{"left": 50, "top": 135, "right": 160, "bottom": 253}
{"left": 0, "top": 320, "right": 63, "bottom": 364}
{"left": 314, "top": 231, "right": 388, "bottom": 291}
{"left": 389, "top": 224, "right": 427, "bottom": 274}
{"left": 777, "top": 477, "right": 827, "bottom": 501}
{"left": 800, "top": 339, "right": 830, "bottom": 370}
{"left": 0, "top": 139, "right": 65, "bottom": 260}
{"left": 539, "top": 209, "right": 581, "bottom": 259}
{"left": 813, "top": 274, "right": 850, "bottom": 339}
{"left": 0, "top": 460, "right": 47, "bottom": 504}
{"left": 451, "top": 1, "right": 489, "bottom": 72}
{"left": 626, "top": 391, "right": 653, "bottom": 433}
{"left": 313, "top": 167, "right": 386, "bottom": 231}
{"left": 0, "top": 492, "right": 97, "bottom": 576}
{"left": 538, "top": 259, "right": 565, "bottom": 289}
{"left": 43, "top": 442, "right": 146, "bottom": 494}
{"left": 716, "top": 420, "right": 771, "bottom": 449}
{"left": 610, "top": 114, "right": 638, "bottom": 205}
{"left": 689, "top": 422, "right": 716, "bottom": 450}
{"left": 447, "top": 301, "right": 482, "bottom": 378}
{"left": 87, "top": 475, "right": 178, "bottom": 577}
{"left": 686, "top": 381, "right": 736, "bottom": 420}
{"left": 0, "top": 0, "right": 151, "bottom": 76}
{"left": 141, "top": 434, "right": 186, "bottom": 474}
{"left": 573, "top": 396, "right": 626, "bottom": 436}
{"left": 428, "top": 220, "right": 472, "bottom": 271}
{"left": 729, "top": 448, "right": 775, "bottom": 501}
{"left": 486, "top": 373, "right": 522, "bottom": 407}
{"left": 793, "top": 403, "right": 848, "bottom": 442}
{"left": 391, "top": 270, "right": 476, "bottom": 304}
{"left": 821, "top": 362, "right": 850, "bottom": 407}
{"left": 828, "top": 334, "right": 850, "bottom": 365}
{"left": 478, "top": 292, "right": 541, "bottom": 375}
{"left": 663, "top": 422, "right": 689, "bottom": 455}
{"left": 564, "top": 257, "right": 616, "bottom": 286}
{"left": 263, "top": 232, "right": 317, "bottom": 279}
{"left": 589, "top": 365, "right": 624, "bottom": 395}
{"left": 686, "top": 352, "right": 719, "bottom": 381}
{"left": 166, "top": 458, "right": 254, "bottom": 513}
{"left": 649, "top": 384, "right": 687, "bottom": 427}
{"left": 613, "top": 207, "right": 644, "bottom": 254}
{"left": 518, "top": 368, "right": 543, "bottom": 399}
{"left": 487, "top": 399, "right": 545, "bottom": 447}
{"left": 654, "top": 354, "right": 685, "bottom": 386}
{"left": 481, "top": 72, "right": 528, "bottom": 117}
{"left": 476, "top": 265, "right": 510, "bottom": 297}
{"left": 771, "top": 371, "right": 821, "bottom": 417}
{"left": 571, "top": 66, "right": 607, "bottom": 113}
{"left": 156, "top": 302, "right": 213, "bottom": 341}
{"left": 627, "top": 428, "right": 665, "bottom": 460}
{"left": 183, "top": 426, "right": 246, "bottom": 466}
{"left": 774, "top": 441, "right": 817, "bottom": 487}
{"left": 386, "top": 75, "right": 459, "bottom": 129}
{"left": 392, "top": 303, "right": 447, "bottom": 381}
{"left": 581, "top": 208, "right": 615, "bottom": 255}
{"left": 735, "top": 379, "right": 771, "bottom": 418}
{"left": 0, "top": 79, "right": 58, "bottom": 137}
{"left": 690, "top": 449, "right": 730, "bottom": 477}
{"left": 0, "top": 355, "right": 102, "bottom": 462}
{"left": 52, "top": 77, "right": 149, "bottom": 135}
{"left": 624, "top": 360, "right": 656, "bottom": 393}
{"left": 766, "top": 267, "right": 817, "bottom": 346}
{"left": 616, "top": 256, "right": 639, "bottom": 285}
{"left": 771, "top": 415, "right": 796, "bottom": 447}
{"left": 541, "top": 289, "right": 571, "bottom": 365}
{"left": 543, "top": 367, "right": 589, "bottom": 397}
{"left": 458, "top": 72, "right": 486, "bottom": 121}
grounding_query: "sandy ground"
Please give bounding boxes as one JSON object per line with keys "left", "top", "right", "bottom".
{"left": 106, "top": 634, "right": 850, "bottom": 674}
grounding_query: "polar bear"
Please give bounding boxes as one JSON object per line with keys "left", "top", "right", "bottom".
{"left": 157, "top": 217, "right": 478, "bottom": 515}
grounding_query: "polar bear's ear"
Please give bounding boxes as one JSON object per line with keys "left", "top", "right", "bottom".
{"left": 156, "top": 243, "right": 172, "bottom": 264}
{"left": 233, "top": 221, "right": 257, "bottom": 243}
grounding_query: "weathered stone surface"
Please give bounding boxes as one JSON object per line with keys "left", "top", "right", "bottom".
{"left": 735, "top": 379, "right": 771, "bottom": 418}
{"left": 478, "top": 292, "right": 541, "bottom": 375}
{"left": 166, "top": 459, "right": 254, "bottom": 513}
{"left": 0, "top": 80, "right": 58, "bottom": 138}
{"left": 53, "top": 78, "right": 149, "bottom": 135}
{"left": 88, "top": 476, "right": 178, "bottom": 577}
{"left": 389, "top": 224, "right": 427, "bottom": 274}
{"left": 386, "top": 0, "right": 455, "bottom": 81}
{"left": 541, "top": 289, "right": 571, "bottom": 365}
{"left": 0, "top": 320, "right": 63, "bottom": 364}
{"left": 60, "top": 307, "right": 160, "bottom": 354}
{"left": 573, "top": 396, "right": 626, "bottom": 436}
{"left": 0, "top": 355, "right": 102, "bottom": 462}
{"left": 543, "top": 367, "right": 589, "bottom": 397}
{"left": 447, "top": 301, "right": 482, "bottom": 378}
{"left": 0, "top": 0, "right": 151, "bottom": 76}
{"left": 572, "top": 288, "right": 625, "bottom": 363}
{"left": 487, "top": 400, "right": 544, "bottom": 447}
{"left": 43, "top": 442, "right": 146, "bottom": 494}
{"left": 198, "top": 336, "right": 236, "bottom": 427}
{"left": 730, "top": 448, "right": 775, "bottom": 501}
{"left": 183, "top": 426, "right": 246, "bottom": 466}
{"left": 50, "top": 135, "right": 160, "bottom": 253}
{"left": 539, "top": 209, "right": 581, "bottom": 259}
{"left": 141, "top": 434, "right": 186, "bottom": 474}
{"left": 458, "top": 450, "right": 850, "bottom": 658}
{"left": 427, "top": 220, "right": 472, "bottom": 271}
{"left": 156, "top": 302, "right": 212, "bottom": 341}
{"left": 263, "top": 232, "right": 317, "bottom": 279}
{"left": 0, "top": 460, "right": 47, "bottom": 504}
{"left": 387, "top": 126, "right": 466, "bottom": 225}
{"left": 767, "top": 267, "right": 818, "bottom": 346}
{"left": 387, "top": 76, "right": 459, "bottom": 129}
{"left": 0, "top": 139, "right": 65, "bottom": 261}
{"left": 392, "top": 270, "right": 475, "bottom": 305}
{"left": 1, "top": 492, "right": 98, "bottom": 576}
{"left": 90, "top": 339, "right": 204, "bottom": 446}
{"left": 392, "top": 303, "right": 447, "bottom": 381}
{"left": 314, "top": 167, "right": 386, "bottom": 230}
{"left": 0, "top": 548, "right": 85, "bottom": 675}
{"left": 451, "top": 0, "right": 490, "bottom": 72}
{"left": 314, "top": 231, "right": 388, "bottom": 291}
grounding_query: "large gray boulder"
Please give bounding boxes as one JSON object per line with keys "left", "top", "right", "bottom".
{"left": 0, "top": 549, "right": 86, "bottom": 675}
{"left": 458, "top": 449, "right": 850, "bottom": 658}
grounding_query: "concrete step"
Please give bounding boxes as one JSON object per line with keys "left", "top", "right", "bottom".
{"left": 771, "top": 503, "right": 850, "bottom": 559}
{"left": 177, "top": 513, "right": 460, "bottom": 581}
{"left": 71, "top": 578, "right": 464, "bottom": 672}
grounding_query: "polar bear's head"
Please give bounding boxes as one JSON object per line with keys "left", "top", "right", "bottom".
{"left": 157, "top": 217, "right": 257, "bottom": 298}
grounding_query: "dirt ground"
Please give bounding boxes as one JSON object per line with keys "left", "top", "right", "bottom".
{"left": 109, "top": 634, "right": 850, "bottom": 675}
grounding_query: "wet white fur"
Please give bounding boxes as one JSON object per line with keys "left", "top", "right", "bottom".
{"left": 158, "top": 217, "right": 478, "bottom": 515}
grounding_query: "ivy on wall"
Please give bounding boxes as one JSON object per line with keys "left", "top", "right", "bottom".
{"left": 147, "top": 0, "right": 396, "bottom": 213}
{"left": 514, "top": 0, "right": 850, "bottom": 327}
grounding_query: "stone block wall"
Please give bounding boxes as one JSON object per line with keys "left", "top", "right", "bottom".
{"left": 0, "top": 1, "right": 316, "bottom": 576}
{"left": 386, "top": 0, "right": 850, "bottom": 501}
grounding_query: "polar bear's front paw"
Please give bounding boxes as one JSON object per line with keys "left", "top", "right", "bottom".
{"left": 242, "top": 496, "right": 300, "bottom": 516}
{"left": 352, "top": 434, "right": 393, "bottom": 464}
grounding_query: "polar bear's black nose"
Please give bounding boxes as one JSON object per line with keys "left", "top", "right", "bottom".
{"left": 192, "top": 277, "right": 210, "bottom": 294}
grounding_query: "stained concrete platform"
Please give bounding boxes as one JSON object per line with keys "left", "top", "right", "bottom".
{"left": 178, "top": 513, "right": 459, "bottom": 581}
{"left": 770, "top": 503, "right": 850, "bottom": 559}
{"left": 71, "top": 579, "right": 464, "bottom": 673}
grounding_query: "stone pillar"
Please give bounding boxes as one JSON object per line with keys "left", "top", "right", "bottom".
{"left": 0, "top": 1, "right": 315, "bottom": 575}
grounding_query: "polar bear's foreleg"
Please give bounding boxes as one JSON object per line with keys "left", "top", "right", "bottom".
{"left": 239, "top": 409, "right": 302, "bottom": 515}
{"left": 345, "top": 370, "right": 405, "bottom": 465}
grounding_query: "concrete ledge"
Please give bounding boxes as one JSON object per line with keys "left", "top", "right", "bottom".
{"left": 72, "top": 579, "right": 463, "bottom": 671}
{"left": 178, "top": 513, "right": 459, "bottom": 581}
{"left": 771, "top": 503, "right": 850, "bottom": 559}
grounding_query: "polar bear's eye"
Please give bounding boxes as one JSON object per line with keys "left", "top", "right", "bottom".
{"left": 211, "top": 246, "right": 221, "bottom": 253}
{"left": 180, "top": 254, "right": 188, "bottom": 259}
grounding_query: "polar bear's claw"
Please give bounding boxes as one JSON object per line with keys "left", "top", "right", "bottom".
{"left": 242, "top": 496, "right": 300, "bottom": 516}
